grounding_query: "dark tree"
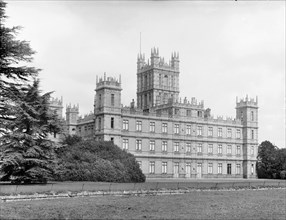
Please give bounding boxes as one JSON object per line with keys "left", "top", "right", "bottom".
{"left": 257, "top": 141, "right": 286, "bottom": 179}
{"left": 0, "top": 1, "right": 60, "bottom": 183}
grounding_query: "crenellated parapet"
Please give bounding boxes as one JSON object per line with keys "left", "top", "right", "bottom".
{"left": 137, "top": 47, "right": 180, "bottom": 73}
{"left": 96, "top": 73, "right": 122, "bottom": 91}
{"left": 78, "top": 112, "right": 94, "bottom": 124}
{"left": 236, "top": 95, "right": 258, "bottom": 108}
{"left": 49, "top": 97, "right": 63, "bottom": 107}
{"left": 66, "top": 104, "right": 79, "bottom": 113}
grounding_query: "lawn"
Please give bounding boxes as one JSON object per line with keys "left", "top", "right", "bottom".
{"left": 1, "top": 188, "right": 285, "bottom": 219}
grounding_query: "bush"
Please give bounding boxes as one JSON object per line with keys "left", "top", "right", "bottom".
{"left": 280, "top": 170, "right": 286, "bottom": 179}
{"left": 54, "top": 139, "right": 145, "bottom": 182}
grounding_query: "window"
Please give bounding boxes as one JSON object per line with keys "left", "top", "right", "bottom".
{"left": 227, "top": 145, "right": 232, "bottom": 155}
{"left": 110, "top": 137, "right": 114, "bottom": 142}
{"left": 162, "top": 162, "right": 167, "bottom": 174}
{"left": 111, "top": 94, "right": 115, "bottom": 106}
{"left": 162, "top": 141, "right": 167, "bottom": 152}
{"left": 236, "top": 129, "right": 241, "bottom": 139}
{"left": 186, "top": 125, "right": 191, "bottom": 135}
{"left": 162, "top": 123, "right": 168, "bottom": 133}
{"left": 236, "top": 145, "right": 241, "bottom": 155}
{"left": 138, "top": 161, "right": 142, "bottom": 170}
{"left": 208, "top": 127, "right": 213, "bottom": 137}
{"left": 227, "top": 128, "right": 232, "bottom": 138}
{"left": 251, "top": 111, "right": 254, "bottom": 121}
{"left": 251, "top": 146, "right": 254, "bottom": 155}
{"left": 99, "top": 94, "right": 101, "bottom": 107}
{"left": 197, "top": 143, "right": 202, "bottom": 153}
{"left": 175, "top": 108, "right": 179, "bottom": 115}
{"left": 149, "top": 161, "right": 155, "bottom": 174}
{"left": 187, "top": 110, "right": 191, "bottom": 116}
{"left": 251, "top": 164, "right": 254, "bottom": 175}
{"left": 218, "top": 145, "right": 222, "bottom": 154}
{"left": 208, "top": 163, "right": 213, "bottom": 174}
{"left": 218, "top": 128, "right": 222, "bottom": 137}
{"left": 227, "top": 163, "right": 232, "bottom": 175}
{"left": 136, "top": 120, "right": 142, "bottom": 132}
{"left": 174, "top": 124, "right": 180, "bottom": 134}
{"left": 236, "top": 164, "right": 241, "bottom": 175}
{"left": 111, "top": 117, "right": 114, "bottom": 129}
{"left": 186, "top": 143, "right": 191, "bottom": 153}
{"left": 123, "top": 119, "right": 129, "bottom": 130}
{"left": 98, "top": 118, "right": 101, "bottom": 130}
{"left": 197, "top": 126, "right": 202, "bottom": 136}
{"left": 123, "top": 139, "right": 129, "bottom": 150}
{"left": 218, "top": 163, "right": 222, "bottom": 174}
{"left": 208, "top": 144, "right": 213, "bottom": 154}
{"left": 136, "top": 140, "right": 142, "bottom": 151}
{"left": 251, "top": 130, "right": 254, "bottom": 139}
{"left": 150, "top": 140, "right": 155, "bottom": 151}
{"left": 197, "top": 111, "right": 202, "bottom": 117}
{"left": 150, "top": 122, "right": 155, "bottom": 132}
{"left": 174, "top": 142, "right": 179, "bottom": 152}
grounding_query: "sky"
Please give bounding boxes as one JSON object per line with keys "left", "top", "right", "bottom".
{"left": 5, "top": 1, "right": 285, "bottom": 148}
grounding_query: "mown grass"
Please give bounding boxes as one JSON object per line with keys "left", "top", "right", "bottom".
{"left": 1, "top": 188, "right": 285, "bottom": 219}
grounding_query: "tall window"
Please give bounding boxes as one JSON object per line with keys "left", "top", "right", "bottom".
{"left": 99, "top": 94, "right": 101, "bottom": 107}
{"left": 150, "top": 140, "right": 155, "bottom": 151}
{"left": 186, "top": 125, "right": 191, "bottom": 135}
{"left": 208, "top": 163, "right": 213, "bottom": 174}
{"left": 149, "top": 161, "right": 155, "bottom": 174}
{"left": 218, "top": 144, "right": 223, "bottom": 154}
{"left": 197, "top": 126, "right": 202, "bottom": 136}
{"left": 218, "top": 128, "right": 222, "bottom": 137}
{"left": 208, "top": 144, "right": 213, "bottom": 154}
{"left": 98, "top": 118, "right": 101, "bottom": 130}
{"left": 123, "top": 139, "right": 129, "bottom": 150}
{"left": 218, "top": 163, "right": 222, "bottom": 174}
{"left": 227, "top": 128, "right": 232, "bottom": 138}
{"left": 136, "top": 120, "right": 142, "bottom": 132}
{"left": 251, "top": 111, "right": 254, "bottom": 121}
{"left": 111, "top": 94, "right": 115, "bottom": 106}
{"left": 174, "top": 124, "right": 180, "bottom": 134}
{"left": 150, "top": 122, "right": 155, "bottom": 132}
{"left": 236, "top": 145, "right": 241, "bottom": 155}
{"left": 138, "top": 161, "right": 142, "bottom": 170}
{"left": 236, "top": 129, "right": 241, "bottom": 139}
{"left": 162, "top": 162, "right": 167, "bottom": 174}
{"left": 174, "top": 142, "right": 179, "bottom": 152}
{"left": 123, "top": 119, "right": 129, "bottom": 130}
{"left": 251, "top": 164, "right": 254, "bottom": 175}
{"left": 208, "top": 127, "right": 213, "bottom": 137}
{"left": 162, "top": 123, "right": 168, "bottom": 133}
{"left": 227, "top": 163, "right": 232, "bottom": 175}
{"left": 251, "top": 146, "right": 254, "bottom": 155}
{"left": 227, "top": 145, "right": 232, "bottom": 155}
{"left": 136, "top": 140, "right": 142, "bottom": 151}
{"left": 251, "top": 130, "right": 254, "bottom": 139}
{"left": 111, "top": 117, "right": 114, "bottom": 129}
{"left": 197, "top": 143, "right": 202, "bottom": 154}
{"left": 162, "top": 141, "right": 167, "bottom": 152}
{"left": 236, "top": 164, "right": 241, "bottom": 175}
{"left": 186, "top": 143, "right": 191, "bottom": 153}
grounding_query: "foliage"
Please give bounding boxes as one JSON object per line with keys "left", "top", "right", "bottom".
{"left": 54, "top": 139, "right": 146, "bottom": 183}
{"left": 0, "top": 1, "right": 61, "bottom": 183}
{"left": 257, "top": 141, "right": 286, "bottom": 179}
{"left": 61, "top": 134, "right": 82, "bottom": 146}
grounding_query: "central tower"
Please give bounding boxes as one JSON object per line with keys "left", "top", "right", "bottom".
{"left": 136, "top": 48, "right": 180, "bottom": 110}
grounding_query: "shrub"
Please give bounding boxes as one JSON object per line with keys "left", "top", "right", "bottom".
{"left": 54, "top": 139, "right": 145, "bottom": 182}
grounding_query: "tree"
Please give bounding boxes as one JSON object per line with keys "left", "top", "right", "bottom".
{"left": 0, "top": 1, "right": 60, "bottom": 183}
{"left": 257, "top": 141, "right": 286, "bottom": 179}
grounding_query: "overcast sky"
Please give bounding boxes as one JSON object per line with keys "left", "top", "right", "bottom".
{"left": 5, "top": 1, "right": 285, "bottom": 148}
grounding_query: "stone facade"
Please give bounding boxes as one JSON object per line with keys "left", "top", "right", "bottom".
{"left": 62, "top": 48, "right": 258, "bottom": 179}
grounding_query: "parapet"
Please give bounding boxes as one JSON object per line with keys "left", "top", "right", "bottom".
{"left": 137, "top": 48, "right": 180, "bottom": 72}
{"left": 236, "top": 95, "right": 258, "bottom": 108}
{"left": 96, "top": 73, "right": 122, "bottom": 91}
{"left": 66, "top": 104, "right": 79, "bottom": 112}
{"left": 49, "top": 96, "right": 63, "bottom": 107}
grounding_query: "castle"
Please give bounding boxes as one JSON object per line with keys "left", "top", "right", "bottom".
{"left": 49, "top": 48, "right": 258, "bottom": 179}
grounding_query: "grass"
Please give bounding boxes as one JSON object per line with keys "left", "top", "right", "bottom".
{"left": 1, "top": 188, "right": 285, "bottom": 219}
